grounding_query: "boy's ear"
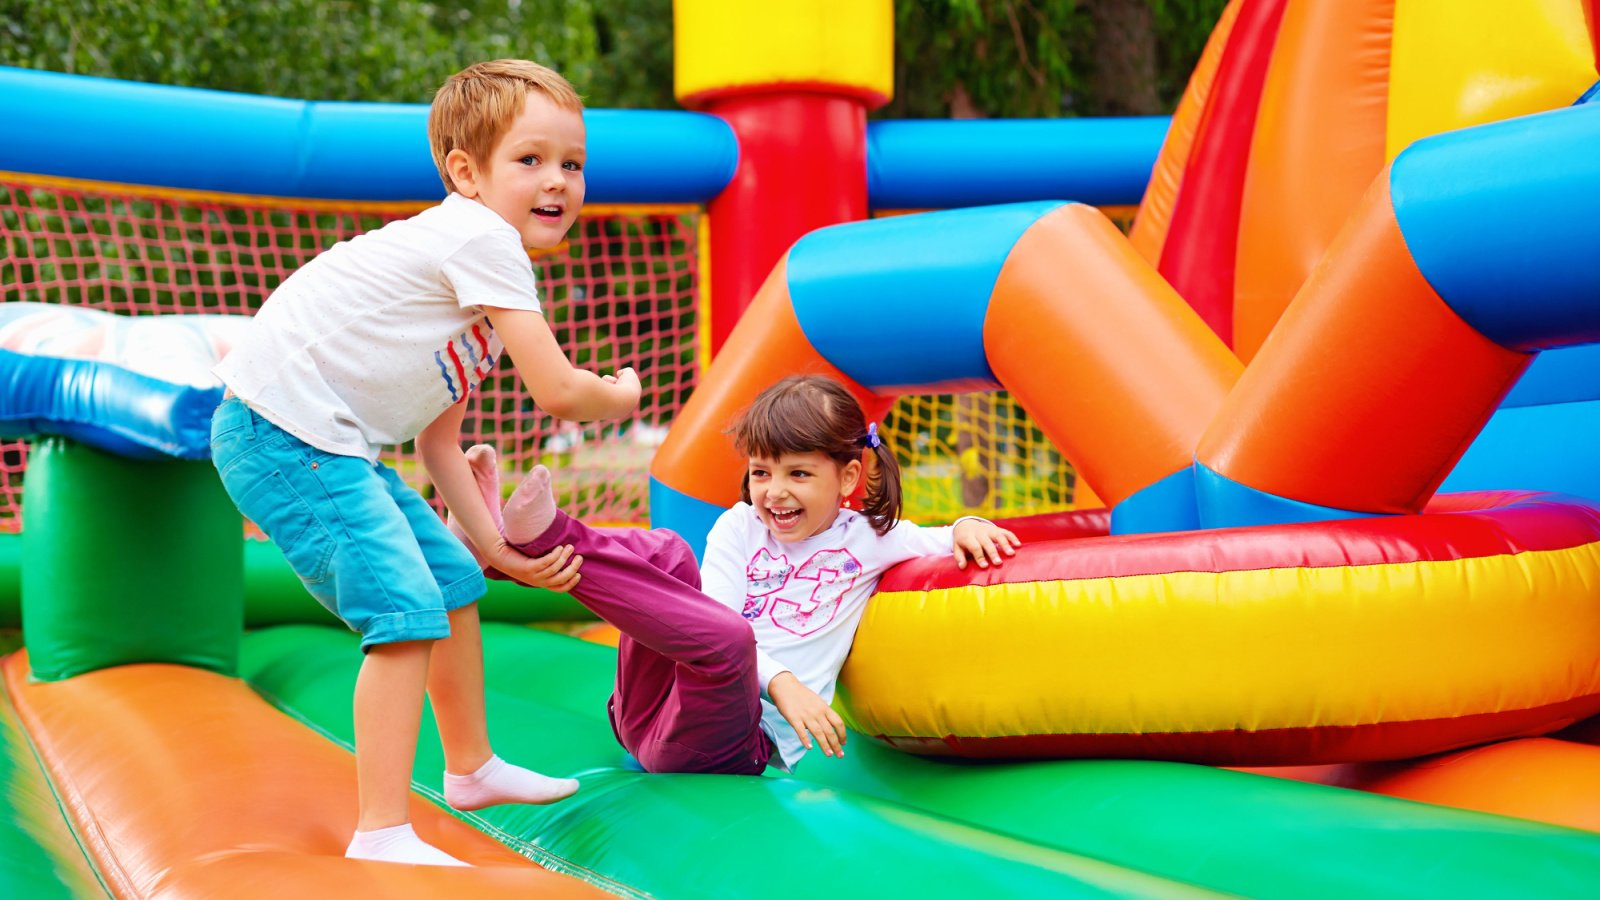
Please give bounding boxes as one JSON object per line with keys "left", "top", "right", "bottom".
{"left": 444, "top": 148, "right": 480, "bottom": 198}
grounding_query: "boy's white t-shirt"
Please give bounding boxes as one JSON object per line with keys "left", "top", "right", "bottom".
{"left": 213, "top": 193, "right": 542, "bottom": 459}
{"left": 700, "top": 503, "right": 957, "bottom": 772}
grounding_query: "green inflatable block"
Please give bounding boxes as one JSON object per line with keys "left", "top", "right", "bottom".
{"left": 0, "top": 668, "right": 107, "bottom": 897}
{"left": 21, "top": 438, "right": 242, "bottom": 681}
{"left": 0, "top": 536, "right": 19, "bottom": 628}
{"left": 242, "top": 537, "right": 591, "bottom": 626}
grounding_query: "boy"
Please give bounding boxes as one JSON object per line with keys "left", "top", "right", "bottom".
{"left": 209, "top": 59, "right": 636, "bottom": 866}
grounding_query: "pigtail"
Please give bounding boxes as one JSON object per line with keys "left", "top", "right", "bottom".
{"left": 860, "top": 439, "right": 903, "bottom": 536}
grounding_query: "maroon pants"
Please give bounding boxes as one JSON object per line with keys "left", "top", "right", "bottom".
{"left": 504, "top": 512, "right": 771, "bottom": 775}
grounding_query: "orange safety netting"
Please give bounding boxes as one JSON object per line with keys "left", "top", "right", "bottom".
{"left": 1, "top": 175, "right": 1086, "bottom": 536}
{"left": 0, "top": 174, "right": 701, "bottom": 532}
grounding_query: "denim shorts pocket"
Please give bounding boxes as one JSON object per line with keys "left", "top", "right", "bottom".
{"left": 209, "top": 424, "right": 255, "bottom": 477}
{"left": 235, "top": 470, "right": 336, "bottom": 585}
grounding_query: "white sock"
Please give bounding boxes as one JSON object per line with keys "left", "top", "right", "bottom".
{"left": 345, "top": 822, "right": 468, "bottom": 866}
{"left": 444, "top": 754, "right": 580, "bottom": 811}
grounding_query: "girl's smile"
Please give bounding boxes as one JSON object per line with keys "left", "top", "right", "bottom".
{"left": 747, "top": 450, "right": 862, "bottom": 543}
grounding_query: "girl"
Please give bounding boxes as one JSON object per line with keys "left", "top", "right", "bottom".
{"left": 461, "top": 374, "right": 1020, "bottom": 774}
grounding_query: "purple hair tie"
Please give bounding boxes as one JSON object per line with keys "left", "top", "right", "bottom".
{"left": 865, "top": 422, "right": 882, "bottom": 449}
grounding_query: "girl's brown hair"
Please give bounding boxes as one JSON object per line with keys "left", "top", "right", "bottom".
{"left": 729, "top": 374, "right": 903, "bottom": 536}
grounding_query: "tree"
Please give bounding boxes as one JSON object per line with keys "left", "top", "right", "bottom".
{"left": 884, "top": 0, "right": 1085, "bottom": 119}
{"left": 1082, "top": 0, "right": 1160, "bottom": 115}
{"left": 0, "top": 0, "right": 674, "bottom": 106}
{"left": 885, "top": 0, "right": 1226, "bottom": 119}
{"left": 2, "top": 1, "right": 1223, "bottom": 116}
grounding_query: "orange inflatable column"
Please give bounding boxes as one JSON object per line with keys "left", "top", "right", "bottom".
{"left": 1232, "top": 0, "right": 1395, "bottom": 361}
{"left": 649, "top": 258, "right": 890, "bottom": 555}
{"left": 1197, "top": 171, "right": 1529, "bottom": 522}
{"left": 987, "top": 204, "right": 1241, "bottom": 533}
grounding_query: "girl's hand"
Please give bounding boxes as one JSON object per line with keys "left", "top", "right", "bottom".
{"left": 490, "top": 541, "right": 584, "bottom": 593}
{"left": 953, "top": 519, "right": 1021, "bottom": 570}
{"left": 769, "top": 672, "right": 848, "bottom": 758}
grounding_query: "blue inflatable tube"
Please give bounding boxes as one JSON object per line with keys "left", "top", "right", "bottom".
{"left": 0, "top": 350, "right": 221, "bottom": 460}
{"left": 866, "top": 117, "right": 1168, "bottom": 210}
{"left": 1443, "top": 398, "right": 1600, "bottom": 502}
{"left": 1391, "top": 102, "right": 1600, "bottom": 352}
{"left": 1500, "top": 344, "right": 1600, "bottom": 409}
{"left": 788, "top": 202, "right": 1062, "bottom": 391}
{"left": 0, "top": 66, "right": 738, "bottom": 204}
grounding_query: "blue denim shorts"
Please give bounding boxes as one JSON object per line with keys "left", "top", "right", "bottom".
{"left": 209, "top": 397, "right": 485, "bottom": 650}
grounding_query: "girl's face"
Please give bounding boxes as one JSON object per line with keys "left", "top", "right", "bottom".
{"left": 747, "top": 450, "right": 862, "bottom": 544}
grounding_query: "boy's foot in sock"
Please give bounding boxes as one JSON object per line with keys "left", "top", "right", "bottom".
{"left": 444, "top": 754, "right": 579, "bottom": 811}
{"left": 502, "top": 464, "right": 558, "bottom": 546}
{"left": 345, "top": 822, "right": 468, "bottom": 866}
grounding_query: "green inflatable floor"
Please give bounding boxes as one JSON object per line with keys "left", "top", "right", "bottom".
{"left": 242, "top": 624, "right": 1600, "bottom": 899}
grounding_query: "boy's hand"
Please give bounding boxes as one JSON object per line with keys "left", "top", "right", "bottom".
{"left": 603, "top": 366, "right": 642, "bottom": 418}
{"left": 953, "top": 519, "right": 1021, "bottom": 570}
{"left": 769, "top": 672, "right": 848, "bottom": 758}
{"left": 489, "top": 540, "right": 584, "bottom": 593}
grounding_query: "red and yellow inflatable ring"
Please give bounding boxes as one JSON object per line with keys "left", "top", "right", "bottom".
{"left": 838, "top": 491, "right": 1600, "bottom": 766}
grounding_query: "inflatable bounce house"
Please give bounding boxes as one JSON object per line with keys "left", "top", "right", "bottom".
{"left": 4, "top": 0, "right": 1600, "bottom": 896}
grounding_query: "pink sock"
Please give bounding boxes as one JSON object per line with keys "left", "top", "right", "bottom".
{"left": 444, "top": 754, "right": 579, "bottom": 811}
{"left": 345, "top": 822, "right": 468, "bottom": 866}
{"left": 447, "top": 444, "right": 505, "bottom": 569}
{"left": 502, "top": 464, "right": 558, "bottom": 546}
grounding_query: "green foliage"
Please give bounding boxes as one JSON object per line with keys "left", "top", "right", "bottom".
{"left": 1152, "top": 0, "right": 1230, "bottom": 106}
{"left": 3, "top": 1, "right": 1223, "bottom": 116}
{"left": 883, "top": 0, "right": 1228, "bottom": 118}
{"left": 0, "top": 0, "right": 675, "bottom": 106}
{"left": 884, "top": 0, "right": 1088, "bottom": 119}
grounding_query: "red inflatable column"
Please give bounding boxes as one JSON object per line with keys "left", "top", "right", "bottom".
{"left": 674, "top": 1, "right": 894, "bottom": 357}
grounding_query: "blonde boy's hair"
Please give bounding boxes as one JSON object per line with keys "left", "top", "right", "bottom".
{"left": 428, "top": 59, "right": 584, "bottom": 194}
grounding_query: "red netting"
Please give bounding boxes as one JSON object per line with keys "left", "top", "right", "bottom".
{"left": 0, "top": 175, "right": 701, "bottom": 532}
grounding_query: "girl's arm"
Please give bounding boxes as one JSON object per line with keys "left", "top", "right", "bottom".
{"left": 485, "top": 306, "right": 640, "bottom": 422}
{"left": 950, "top": 517, "right": 1021, "bottom": 569}
{"left": 886, "top": 516, "right": 1021, "bottom": 570}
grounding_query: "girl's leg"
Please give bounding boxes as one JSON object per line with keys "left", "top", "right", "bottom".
{"left": 591, "top": 526, "right": 713, "bottom": 754}
{"left": 504, "top": 467, "right": 769, "bottom": 774}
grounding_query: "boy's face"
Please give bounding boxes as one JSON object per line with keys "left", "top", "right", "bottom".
{"left": 452, "top": 92, "right": 586, "bottom": 249}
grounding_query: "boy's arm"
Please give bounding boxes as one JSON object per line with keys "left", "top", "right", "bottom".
{"left": 416, "top": 401, "right": 565, "bottom": 587}
{"left": 485, "top": 307, "right": 640, "bottom": 422}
